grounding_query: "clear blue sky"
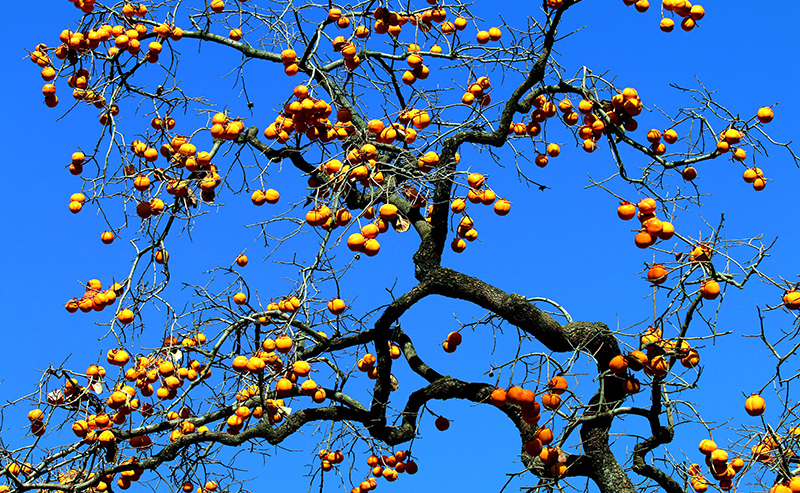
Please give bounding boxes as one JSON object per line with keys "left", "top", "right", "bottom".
{"left": 2, "top": 1, "right": 799, "bottom": 492}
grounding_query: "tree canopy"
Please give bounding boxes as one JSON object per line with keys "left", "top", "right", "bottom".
{"left": 3, "top": 1, "right": 800, "bottom": 493}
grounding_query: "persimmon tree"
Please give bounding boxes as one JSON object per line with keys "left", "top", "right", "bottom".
{"left": 6, "top": 1, "right": 800, "bottom": 493}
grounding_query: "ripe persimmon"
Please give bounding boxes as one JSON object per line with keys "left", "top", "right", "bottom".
{"left": 743, "top": 167, "right": 763, "bottom": 183}
{"left": 682, "top": 166, "right": 697, "bottom": 181}
{"left": 210, "top": 0, "right": 225, "bottom": 13}
{"left": 783, "top": 291, "right": 800, "bottom": 310}
{"left": 250, "top": 190, "right": 267, "bottom": 205}
{"left": 450, "top": 198, "right": 467, "bottom": 213}
{"left": 154, "top": 249, "right": 169, "bottom": 264}
{"left": 700, "top": 280, "right": 720, "bottom": 300}
{"left": 450, "top": 238, "right": 466, "bottom": 253}
{"left": 107, "top": 348, "right": 130, "bottom": 366}
{"left": 647, "top": 264, "right": 668, "bottom": 285}
{"left": 524, "top": 438, "right": 542, "bottom": 456}
{"left": 541, "top": 392, "right": 561, "bottom": 410}
{"left": 275, "top": 335, "right": 293, "bottom": 353}
{"left": 658, "top": 221, "right": 675, "bottom": 240}
{"left": 617, "top": 201, "right": 636, "bottom": 220}
{"left": 327, "top": 298, "right": 346, "bottom": 315}
{"left": 745, "top": 394, "right": 765, "bottom": 416}
{"left": 284, "top": 63, "right": 299, "bottom": 76}
{"left": 118, "top": 309, "right": 135, "bottom": 325}
{"left": 757, "top": 106, "right": 774, "bottom": 123}
{"left": 698, "top": 439, "right": 717, "bottom": 455}
{"left": 548, "top": 376, "right": 568, "bottom": 394}
{"left": 363, "top": 239, "right": 380, "bottom": 257}
{"left": 634, "top": 230, "right": 654, "bottom": 249}
{"left": 263, "top": 189, "right": 279, "bottom": 204}
{"left": 623, "top": 377, "right": 641, "bottom": 394}
{"left": 690, "top": 5, "right": 705, "bottom": 20}
{"left": 379, "top": 204, "right": 398, "bottom": 221}
{"left": 466, "top": 172, "right": 485, "bottom": 189}
{"left": 231, "top": 355, "right": 248, "bottom": 372}
{"left": 489, "top": 388, "right": 507, "bottom": 407}
{"left": 637, "top": 197, "right": 657, "bottom": 215}
{"left": 494, "top": 198, "right": 511, "bottom": 216}
{"left": 609, "top": 355, "right": 628, "bottom": 374}
{"left": 723, "top": 128, "right": 741, "bottom": 144}
{"left": 300, "top": 379, "right": 318, "bottom": 396}
{"left": 28, "top": 409, "right": 44, "bottom": 423}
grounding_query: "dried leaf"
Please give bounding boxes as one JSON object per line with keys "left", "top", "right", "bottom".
{"left": 47, "top": 389, "right": 65, "bottom": 406}
{"left": 167, "top": 349, "right": 183, "bottom": 363}
{"left": 201, "top": 190, "right": 215, "bottom": 204}
{"left": 393, "top": 215, "right": 411, "bottom": 233}
{"left": 184, "top": 188, "right": 199, "bottom": 208}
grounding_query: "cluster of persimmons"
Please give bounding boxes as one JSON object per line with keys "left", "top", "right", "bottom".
{"left": 681, "top": 393, "right": 800, "bottom": 493}
{"left": 621, "top": 0, "right": 705, "bottom": 32}
{"left": 30, "top": 0, "right": 772, "bottom": 273}
{"left": 487, "top": 377, "right": 571, "bottom": 478}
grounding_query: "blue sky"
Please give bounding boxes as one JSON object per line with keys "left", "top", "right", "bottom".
{"left": 2, "top": 1, "right": 799, "bottom": 492}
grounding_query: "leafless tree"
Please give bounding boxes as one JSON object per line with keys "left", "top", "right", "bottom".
{"left": 8, "top": 1, "right": 800, "bottom": 493}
